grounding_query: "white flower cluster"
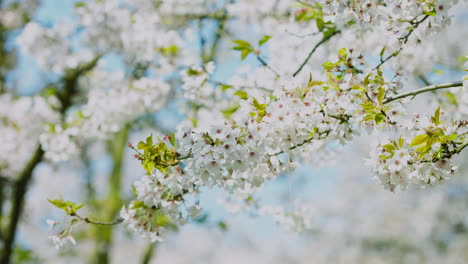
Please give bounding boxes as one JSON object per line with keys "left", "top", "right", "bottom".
{"left": 226, "top": 0, "right": 293, "bottom": 23}
{"left": 367, "top": 112, "right": 466, "bottom": 192}
{"left": 181, "top": 62, "right": 218, "bottom": 103}
{"left": 319, "top": 0, "right": 458, "bottom": 30}
{"left": 40, "top": 72, "right": 170, "bottom": 162}
{"left": 178, "top": 123, "right": 269, "bottom": 190}
{"left": 0, "top": 94, "right": 59, "bottom": 178}
{"left": 46, "top": 219, "right": 77, "bottom": 250}
{"left": 121, "top": 166, "right": 200, "bottom": 242}
{"left": 5, "top": 0, "right": 466, "bottom": 249}
{"left": 259, "top": 201, "right": 314, "bottom": 232}
{"left": 17, "top": 22, "right": 95, "bottom": 73}
{"left": 75, "top": 0, "right": 187, "bottom": 64}
{"left": 0, "top": 0, "right": 39, "bottom": 30}
{"left": 122, "top": 67, "right": 376, "bottom": 240}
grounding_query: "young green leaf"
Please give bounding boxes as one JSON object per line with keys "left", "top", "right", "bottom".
{"left": 409, "top": 134, "right": 428, "bottom": 147}
{"left": 234, "top": 90, "right": 249, "bottom": 100}
{"left": 258, "top": 35, "right": 271, "bottom": 46}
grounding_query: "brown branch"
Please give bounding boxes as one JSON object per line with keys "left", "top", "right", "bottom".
{"left": 293, "top": 30, "right": 340, "bottom": 77}
{"left": 73, "top": 214, "right": 124, "bottom": 226}
{"left": 383, "top": 81, "right": 463, "bottom": 104}
{"left": 0, "top": 56, "right": 100, "bottom": 264}
{"left": 256, "top": 55, "right": 280, "bottom": 77}
{"left": 374, "top": 15, "right": 429, "bottom": 70}
{"left": 0, "top": 147, "right": 43, "bottom": 264}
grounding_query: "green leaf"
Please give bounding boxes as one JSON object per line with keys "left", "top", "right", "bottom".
{"left": 338, "top": 48, "right": 347, "bottom": 58}
{"left": 218, "top": 221, "right": 228, "bottom": 231}
{"left": 48, "top": 199, "right": 68, "bottom": 211}
{"left": 142, "top": 160, "right": 155, "bottom": 174}
{"left": 234, "top": 90, "right": 249, "bottom": 100}
{"left": 379, "top": 47, "right": 386, "bottom": 60}
{"left": 146, "top": 134, "right": 153, "bottom": 146}
{"left": 379, "top": 155, "right": 391, "bottom": 160}
{"left": 258, "top": 35, "right": 271, "bottom": 46}
{"left": 398, "top": 136, "right": 405, "bottom": 148}
{"left": 131, "top": 201, "right": 146, "bottom": 209}
{"left": 170, "top": 132, "right": 176, "bottom": 146}
{"left": 155, "top": 212, "right": 172, "bottom": 227}
{"left": 221, "top": 104, "right": 240, "bottom": 119}
{"left": 322, "top": 61, "right": 335, "bottom": 71}
{"left": 409, "top": 134, "right": 428, "bottom": 147}
{"left": 219, "top": 84, "right": 232, "bottom": 91}
{"left": 374, "top": 114, "right": 384, "bottom": 125}
{"left": 75, "top": 203, "right": 85, "bottom": 211}
{"left": 377, "top": 87, "right": 386, "bottom": 104}
{"left": 252, "top": 98, "right": 266, "bottom": 111}
{"left": 232, "top": 40, "right": 252, "bottom": 48}
{"left": 445, "top": 92, "right": 458, "bottom": 106}
{"left": 241, "top": 49, "right": 251, "bottom": 60}
{"left": 382, "top": 144, "right": 396, "bottom": 153}
{"left": 74, "top": 2, "right": 86, "bottom": 7}
{"left": 445, "top": 133, "right": 458, "bottom": 141}
{"left": 48, "top": 199, "right": 84, "bottom": 215}
{"left": 160, "top": 45, "right": 180, "bottom": 56}
{"left": 417, "top": 146, "right": 431, "bottom": 159}
{"left": 323, "top": 28, "right": 337, "bottom": 39}
{"left": 307, "top": 73, "right": 324, "bottom": 88}
{"left": 187, "top": 68, "right": 201, "bottom": 76}
{"left": 316, "top": 18, "right": 325, "bottom": 31}
{"left": 433, "top": 106, "right": 440, "bottom": 125}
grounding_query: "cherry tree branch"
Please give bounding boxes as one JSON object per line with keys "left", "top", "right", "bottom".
{"left": 141, "top": 243, "right": 157, "bottom": 264}
{"left": 73, "top": 214, "right": 124, "bottom": 226}
{"left": 270, "top": 130, "right": 331, "bottom": 156}
{"left": 293, "top": 30, "right": 340, "bottom": 77}
{"left": 256, "top": 55, "right": 280, "bottom": 77}
{"left": 0, "top": 57, "right": 101, "bottom": 264}
{"left": 383, "top": 81, "right": 463, "bottom": 104}
{"left": 0, "top": 146, "right": 43, "bottom": 264}
{"left": 374, "top": 15, "right": 429, "bottom": 70}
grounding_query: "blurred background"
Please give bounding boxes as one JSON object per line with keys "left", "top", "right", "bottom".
{"left": 1, "top": 0, "right": 468, "bottom": 263}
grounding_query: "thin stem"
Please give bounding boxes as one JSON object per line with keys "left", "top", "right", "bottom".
{"left": 296, "top": 0, "right": 315, "bottom": 8}
{"left": 293, "top": 30, "right": 340, "bottom": 77}
{"left": 203, "top": 9, "right": 228, "bottom": 63}
{"left": 74, "top": 214, "right": 124, "bottom": 226}
{"left": 455, "top": 141, "right": 468, "bottom": 155}
{"left": 374, "top": 15, "right": 429, "bottom": 70}
{"left": 209, "top": 80, "right": 272, "bottom": 93}
{"left": 0, "top": 177, "right": 4, "bottom": 239}
{"left": 418, "top": 75, "right": 431, "bottom": 86}
{"left": 256, "top": 55, "right": 280, "bottom": 77}
{"left": 270, "top": 130, "right": 330, "bottom": 156}
{"left": 383, "top": 81, "right": 463, "bottom": 104}
{"left": 141, "top": 243, "right": 157, "bottom": 264}
{"left": 419, "top": 140, "right": 468, "bottom": 164}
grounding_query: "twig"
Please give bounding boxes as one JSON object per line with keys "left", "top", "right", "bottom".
{"left": 374, "top": 15, "right": 429, "bottom": 70}
{"left": 270, "top": 130, "right": 330, "bottom": 156}
{"left": 383, "top": 81, "right": 463, "bottom": 104}
{"left": 256, "top": 55, "right": 280, "bottom": 77}
{"left": 293, "top": 30, "right": 340, "bottom": 77}
{"left": 141, "top": 243, "right": 157, "bottom": 264}
{"left": 74, "top": 214, "right": 124, "bottom": 226}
